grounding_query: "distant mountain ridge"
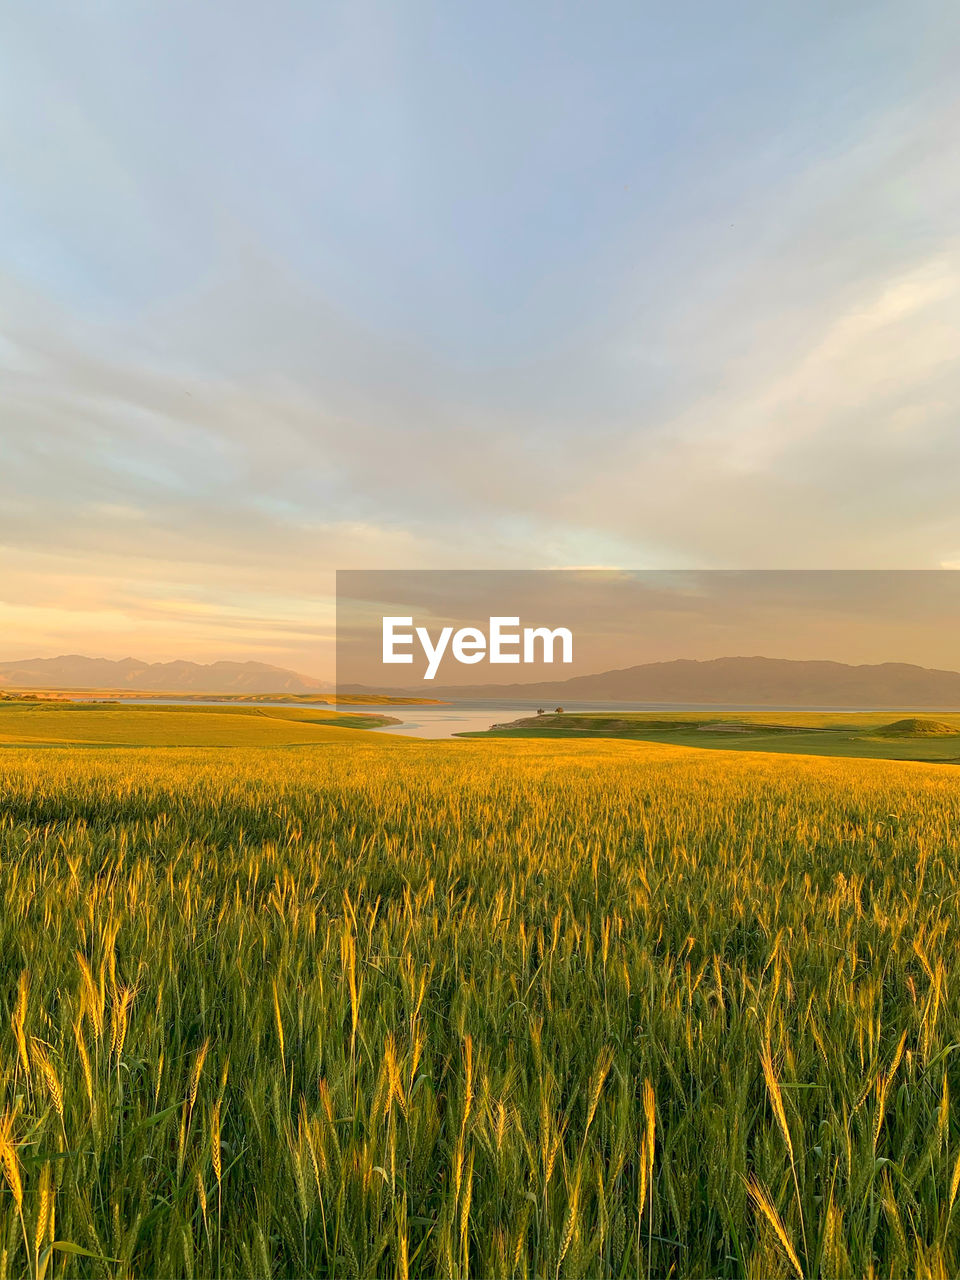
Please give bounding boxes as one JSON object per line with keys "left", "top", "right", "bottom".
{"left": 11, "top": 654, "right": 960, "bottom": 706}
{"left": 407, "top": 656, "right": 960, "bottom": 707}
{"left": 0, "top": 654, "right": 330, "bottom": 694}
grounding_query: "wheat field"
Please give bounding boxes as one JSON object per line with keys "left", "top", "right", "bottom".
{"left": 2, "top": 735, "right": 960, "bottom": 1278}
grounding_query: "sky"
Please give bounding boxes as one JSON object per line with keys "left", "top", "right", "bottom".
{"left": 1, "top": 1, "right": 958, "bottom": 678}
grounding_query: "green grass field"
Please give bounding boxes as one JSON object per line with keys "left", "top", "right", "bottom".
{"left": 0, "top": 693, "right": 441, "bottom": 707}
{"left": 0, "top": 702, "right": 397, "bottom": 747}
{"left": 2, "top": 714, "right": 960, "bottom": 1277}
{"left": 474, "top": 710, "right": 960, "bottom": 763}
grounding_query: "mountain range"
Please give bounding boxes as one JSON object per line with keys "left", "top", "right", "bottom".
{"left": 400, "top": 656, "right": 960, "bottom": 707}
{"left": 8, "top": 653, "right": 960, "bottom": 706}
{"left": 0, "top": 655, "right": 330, "bottom": 694}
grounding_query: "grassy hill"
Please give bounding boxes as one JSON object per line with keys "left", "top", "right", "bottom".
{"left": 471, "top": 709, "right": 960, "bottom": 762}
{"left": 0, "top": 701, "right": 398, "bottom": 746}
{"left": 873, "top": 716, "right": 960, "bottom": 737}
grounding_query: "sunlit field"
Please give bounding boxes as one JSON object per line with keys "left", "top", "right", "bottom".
{"left": 0, "top": 703, "right": 397, "bottom": 747}
{"left": 2, "top": 730, "right": 960, "bottom": 1278}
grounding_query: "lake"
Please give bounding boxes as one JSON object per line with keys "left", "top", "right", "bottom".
{"left": 342, "top": 699, "right": 916, "bottom": 739}
{"left": 65, "top": 696, "right": 953, "bottom": 740}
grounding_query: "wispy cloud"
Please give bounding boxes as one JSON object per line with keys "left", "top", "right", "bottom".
{"left": 1, "top": 1, "right": 957, "bottom": 673}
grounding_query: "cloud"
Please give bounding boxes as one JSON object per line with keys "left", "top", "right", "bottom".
{"left": 1, "top": 2, "right": 958, "bottom": 672}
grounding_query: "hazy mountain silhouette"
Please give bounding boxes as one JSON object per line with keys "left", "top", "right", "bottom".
{"left": 0, "top": 655, "right": 330, "bottom": 694}
{"left": 383, "top": 656, "right": 960, "bottom": 707}
{"left": 11, "top": 653, "right": 960, "bottom": 706}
